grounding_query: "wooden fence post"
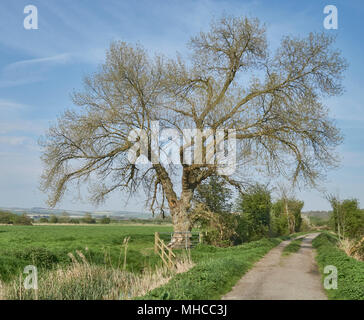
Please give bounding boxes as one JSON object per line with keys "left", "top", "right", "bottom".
{"left": 154, "top": 232, "right": 159, "bottom": 253}
{"left": 154, "top": 232, "right": 177, "bottom": 268}
{"left": 168, "top": 248, "right": 172, "bottom": 268}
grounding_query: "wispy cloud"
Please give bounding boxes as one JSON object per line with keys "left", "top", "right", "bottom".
{"left": 0, "top": 119, "right": 48, "bottom": 135}
{"left": 5, "top": 53, "right": 71, "bottom": 70}
{"left": 0, "top": 99, "right": 28, "bottom": 111}
{"left": 0, "top": 53, "right": 72, "bottom": 87}
{"left": 0, "top": 135, "right": 31, "bottom": 146}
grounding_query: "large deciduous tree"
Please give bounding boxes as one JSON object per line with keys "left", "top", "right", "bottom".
{"left": 40, "top": 16, "right": 346, "bottom": 247}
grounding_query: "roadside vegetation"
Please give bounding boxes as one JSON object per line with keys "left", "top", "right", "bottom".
{"left": 311, "top": 196, "right": 364, "bottom": 300}
{"left": 192, "top": 177, "right": 307, "bottom": 247}
{"left": 313, "top": 232, "right": 364, "bottom": 300}
{"left": 139, "top": 238, "right": 282, "bottom": 300}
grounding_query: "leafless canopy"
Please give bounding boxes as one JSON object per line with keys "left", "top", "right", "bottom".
{"left": 40, "top": 16, "right": 346, "bottom": 231}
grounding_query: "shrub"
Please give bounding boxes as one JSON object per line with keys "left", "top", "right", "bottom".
{"left": 49, "top": 215, "right": 58, "bottom": 223}
{"left": 15, "top": 247, "right": 59, "bottom": 269}
{"left": 0, "top": 211, "right": 32, "bottom": 225}
{"left": 328, "top": 197, "right": 364, "bottom": 239}
{"left": 270, "top": 209, "right": 289, "bottom": 236}
{"left": 13, "top": 214, "right": 32, "bottom": 226}
{"left": 300, "top": 218, "right": 311, "bottom": 232}
{"left": 191, "top": 204, "right": 237, "bottom": 247}
{"left": 271, "top": 198, "right": 304, "bottom": 235}
{"left": 233, "top": 213, "right": 250, "bottom": 244}
{"left": 82, "top": 213, "right": 96, "bottom": 224}
{"left": 235, "top": 184, "right": 271, "bottom": 241}
{"left": 100, "top": 217, "right": 111, "bottom": 224}
{"left": 0, "top": 211, "right": 15, "bottom": 224}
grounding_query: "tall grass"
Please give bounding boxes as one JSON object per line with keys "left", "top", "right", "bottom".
{"left": 0, "top": 242, "right": 194, "bottom": 300}
{"left": 338, "top": 237, "right": 364, "bottom": 261}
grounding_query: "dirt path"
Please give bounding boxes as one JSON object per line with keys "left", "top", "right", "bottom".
{"left": 222, "top": 233, "right": 327, "bottom": 300}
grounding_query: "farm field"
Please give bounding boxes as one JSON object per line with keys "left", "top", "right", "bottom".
{"left": 0, "top": 224, "right": 173, "bottom": 282}
{"left": 0, "top": 224, "right": 287, "bottom": 300}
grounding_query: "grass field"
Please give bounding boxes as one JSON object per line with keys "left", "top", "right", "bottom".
{"left": 0, "top": 224, "right": 173, "bottom": 282}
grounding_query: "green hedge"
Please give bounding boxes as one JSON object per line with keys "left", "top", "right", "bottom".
{"left": 138, "top": 238, "right": 281, "bottom": 300}
{"left": 313, "top": 232, "right": 364, "bottom": 300}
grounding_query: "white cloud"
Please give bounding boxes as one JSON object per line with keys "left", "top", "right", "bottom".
{"left": 0, "top": 136, "right": 40, "bottom": 152}
{"left": 0, "top": 136, "right": 30, "bottom": 146}
{"left": 4, "top": 53, "right": 71, "bottom": 71}
{"left": 0, "top": 119, "right": 47, "bottom": 135}
{"left": 0, "top": 99, "right": 28, "bottom": 111}
{"left": 0, "top": 53, "right": 72, "bottom": 87}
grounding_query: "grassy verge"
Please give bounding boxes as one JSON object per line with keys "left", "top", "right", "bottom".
{"left": 313, "top": 232, "right": 364, "bottom": 300}
{"left": 282, "top": 238, "right": 304, "bottom": 256}
{"left": 138, "top": 237, "right": 282, "bottom": 300}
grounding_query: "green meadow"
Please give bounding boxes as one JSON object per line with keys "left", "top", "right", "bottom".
{"left": 0, "top": 224, "right": 173, "bottom": 282}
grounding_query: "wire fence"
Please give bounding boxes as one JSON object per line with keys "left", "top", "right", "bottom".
{"left": 156, "top": 231, "right": 201, "bottom": 249}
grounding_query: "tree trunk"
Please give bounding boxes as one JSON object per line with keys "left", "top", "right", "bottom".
{"left": 155, "top": 165, "right": 197, "bottom": 248}
{"left": 168, "top": 201, "right": 192, "bottom": 248}
{"left": 284, "top": 200, "right": 295, "bottom": 234}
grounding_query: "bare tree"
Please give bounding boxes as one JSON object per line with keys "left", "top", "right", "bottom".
{"left": 40, "top": 16, "right": 346, "bottom": 247}
{"left": 326, "top": 193, "right": 344, "bottom": 240}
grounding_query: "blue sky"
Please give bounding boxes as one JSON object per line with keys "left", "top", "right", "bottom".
{"left": 0, "top": 0, "right": 363, "bottom": 212}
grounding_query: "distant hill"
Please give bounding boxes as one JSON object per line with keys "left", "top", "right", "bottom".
{"left": 0, "top": 206, "right": 153, "bottom": 220}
